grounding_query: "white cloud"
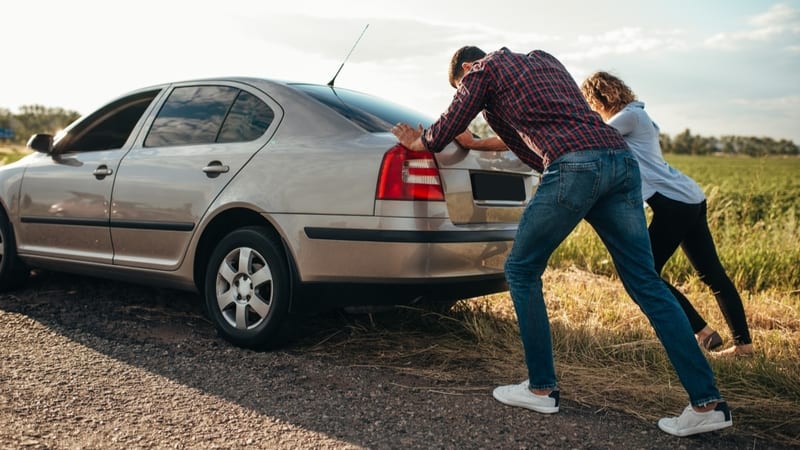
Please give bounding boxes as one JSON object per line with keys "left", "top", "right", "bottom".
{"left": 557, "top": 28, "right": 687, "bottom": 63}
{"left": 730, "top": 95, "right": 800, "bottom": 110}
{"left": 749, "top": 3, "right": 800, "bottom": 27}
{"left": 705, "top": 3, "right": 800, "bottom": 50}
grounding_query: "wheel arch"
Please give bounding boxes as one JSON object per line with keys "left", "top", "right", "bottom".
{"left": 192, "top": 208, "right": 299, "bottom": 302}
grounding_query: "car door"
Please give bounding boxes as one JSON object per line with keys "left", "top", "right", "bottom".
{"left": 109, "top": 82, "right": 279, "bottom": 270}
{"left": 15, "top": 91, "right": 161, "bottom": 263}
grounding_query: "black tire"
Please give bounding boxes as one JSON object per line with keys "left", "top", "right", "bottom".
{"left": 204, "top": 226, "right": 290, "bottom": 349}
{"left": 0, "top": 208, "right": 29, "bottom": 291}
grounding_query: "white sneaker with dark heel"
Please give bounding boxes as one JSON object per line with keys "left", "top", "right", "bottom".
{"left": 658, "top": 402, "right": 733, "bottom": 437}
{"left": 492, "top": 380, "right": 559, "bottom": 414}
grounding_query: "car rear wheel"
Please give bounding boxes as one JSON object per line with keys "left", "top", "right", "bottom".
{"left": 0, "top": 209, "right": 29, "bottom": 291}
{"left": 204, "top": 226, "right": 290, "bottom": 349}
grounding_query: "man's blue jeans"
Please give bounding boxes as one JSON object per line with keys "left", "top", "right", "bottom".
{"left": 504, "top": 149, "right": 722, "bottom": 407}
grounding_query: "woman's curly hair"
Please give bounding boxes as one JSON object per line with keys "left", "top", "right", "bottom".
{"left": 580, "top": 71, "right": 637, "bottom": 116}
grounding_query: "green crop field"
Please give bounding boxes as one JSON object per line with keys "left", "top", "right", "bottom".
{"left": 552, "top": 155, "right": 800, "bottom": 292}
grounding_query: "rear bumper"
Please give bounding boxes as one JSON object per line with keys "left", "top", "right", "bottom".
{"left": 270, "top": 214, "right": 517, "bottom": 309}
{"left": 290, "top": 226, "right": 514, "bottom": 312}
{"left": 295, "top": 225, "right": 515, "bottom": 282}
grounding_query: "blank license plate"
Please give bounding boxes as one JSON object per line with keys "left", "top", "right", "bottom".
{"left": 470, "top": 172, "right": 526, "bottom": 202}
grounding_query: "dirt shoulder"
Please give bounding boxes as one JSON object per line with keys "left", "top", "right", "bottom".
{"left": 0, "top": 272, "right": 787, "bottom": 449}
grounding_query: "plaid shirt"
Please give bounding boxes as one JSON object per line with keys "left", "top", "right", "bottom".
{"left": 421, "top": 48, "right": 628, "bottom": 172}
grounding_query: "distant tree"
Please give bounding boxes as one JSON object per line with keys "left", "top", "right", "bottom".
{"left": 775, "top": 139, "right": 799, "bottom": 155}
{"left": 472, "top": 121, "right": 799, "bottom": 157}
{"left": 0, "top": 107, "right": 10, "bottom": 124}
{"left": 697, "top": 135, "right": 718, "bottom": 155}
{"left": 671, "top": 129, "right": 693, "bottom": 154}
{"left": 14, "top": 105, "right": 81, "bottom": 142}
{"left": 659, "top": 133, "right": 673, "bottom": 154}
{"left": 710, "top": 135, "right": 799, "bottom": 157}
{"left": 719, "top": 135, "right": 738, "bottom": 154}
{"left": 2, "top": 105, "right": 80, "bottom": 144}
{"left": 0, "top": 108, "right": 16, "bottom": 142}
{"left": 667, "top": 129, "right": 721, "bottom": 155}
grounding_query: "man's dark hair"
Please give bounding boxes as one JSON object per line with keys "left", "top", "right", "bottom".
{"left": 449, "top": 46, "right": 486, "bottom": 88}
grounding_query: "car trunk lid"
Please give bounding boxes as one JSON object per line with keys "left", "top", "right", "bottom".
{"left": 433, "top": 142, "right": 538, "bottom": 225}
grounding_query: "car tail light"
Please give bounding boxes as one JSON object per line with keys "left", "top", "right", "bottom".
{"left": 376, "top": 144, "right": 444, "bottom": 201}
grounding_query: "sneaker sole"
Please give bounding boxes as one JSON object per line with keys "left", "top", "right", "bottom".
{"left": 492, "top": 390, "right": 559, "bottom": 414}
{"left": 658, "top": 419, "right": 733, "bottom": 437}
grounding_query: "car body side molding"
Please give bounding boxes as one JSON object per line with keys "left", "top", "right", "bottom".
{"left": 20, "top": 216, "right": 194, "bottom": 232}
{"left": 304, "top": 227, "right": 516, "bottom": 243}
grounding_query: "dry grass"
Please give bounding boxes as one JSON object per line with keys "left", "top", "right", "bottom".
{"left": 293, "top": 267, "right": 800, "bottom": 446}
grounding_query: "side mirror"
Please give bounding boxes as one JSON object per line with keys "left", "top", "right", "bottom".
{"left": 27, "top": 134, "right": 54, "bottom": 153}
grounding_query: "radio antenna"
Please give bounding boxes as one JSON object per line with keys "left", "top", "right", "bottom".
{"left": 327, "top": 24, "right": 369, "bottom": 87}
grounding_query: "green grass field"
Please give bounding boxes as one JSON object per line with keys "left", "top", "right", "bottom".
{"left": 552, "top": 155, "right": 800, "bottom": 292}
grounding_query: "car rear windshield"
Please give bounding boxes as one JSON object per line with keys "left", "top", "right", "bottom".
{"left": 291, "top": 84, "right": 434, "bottom": 133}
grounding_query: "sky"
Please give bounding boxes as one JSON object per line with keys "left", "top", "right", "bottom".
{"left": 2, "top": 0, "right": 799, "bottom": 143}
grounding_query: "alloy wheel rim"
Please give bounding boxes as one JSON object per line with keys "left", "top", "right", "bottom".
{"left": 215, "top": 246, "right": 273, "bottom": 330}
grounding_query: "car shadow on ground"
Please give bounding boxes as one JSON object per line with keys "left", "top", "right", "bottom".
{"left": 0, "top": 270, "right": 507, "bottom": 387}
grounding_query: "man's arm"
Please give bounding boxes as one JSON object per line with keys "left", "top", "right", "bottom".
{"left": 455, "top": 131, "right": 507, "bottom": 151}
{"left": 392, "top": 126, "right": 509, "bottom": 153}
{"left": 483, "top": 110, "right": 545, "bottom": 172}
{"left": 391, "top": 64, "right": 492, "bottom": 152}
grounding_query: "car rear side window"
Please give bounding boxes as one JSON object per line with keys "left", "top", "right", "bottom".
{"left": 291, "top": 84, "right": 433, "bottom": 133}
{"left": 145, "top": 86, "right": 274, "bottom": 147}
{"left": 218, "top": 91, "right": 275, "bottom": 143}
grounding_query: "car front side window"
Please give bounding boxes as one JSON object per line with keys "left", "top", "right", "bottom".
{"left": 56, "top": 91, "right": 159, "bottom": 153}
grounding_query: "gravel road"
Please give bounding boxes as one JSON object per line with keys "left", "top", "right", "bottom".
{"left": 0, "top": 271, "right": 788, "bottom": 449}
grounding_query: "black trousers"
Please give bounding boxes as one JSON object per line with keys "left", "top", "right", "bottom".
{"left": 647, "top": 193, "right": 752, "bottom": 345}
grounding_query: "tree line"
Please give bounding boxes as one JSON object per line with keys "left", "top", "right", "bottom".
{"left": 2, "top": 105, "right": 798, "bottom": 156}
{"left": 469, "top": 118, "right": 799, "bottom": 157}
{"left": 0, "top": 105, "right": 81, "bottom": 144}
{"left": 659, "top": 129, "right": 798, "bottom": 157}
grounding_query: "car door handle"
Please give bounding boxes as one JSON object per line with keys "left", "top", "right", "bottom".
{"left": 93, "top": 165, "right": 113, "bottom": 179}
{"left": 203, "top": 161, "right": 230, "bottom": 178}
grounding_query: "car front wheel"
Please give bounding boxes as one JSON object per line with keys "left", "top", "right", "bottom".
{"left": 204, "top": 226, "right": 290, "bottom": 349}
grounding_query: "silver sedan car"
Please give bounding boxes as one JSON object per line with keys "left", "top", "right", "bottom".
{"left": 0, "top": 77, "right": 536, "bottom": 348}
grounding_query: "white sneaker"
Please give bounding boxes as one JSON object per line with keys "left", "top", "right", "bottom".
{"left": 658, "top": 402, "right": 733, "bottom": 437}
{"left": 492, "top": 380, "right": 559, "bottom": 414}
